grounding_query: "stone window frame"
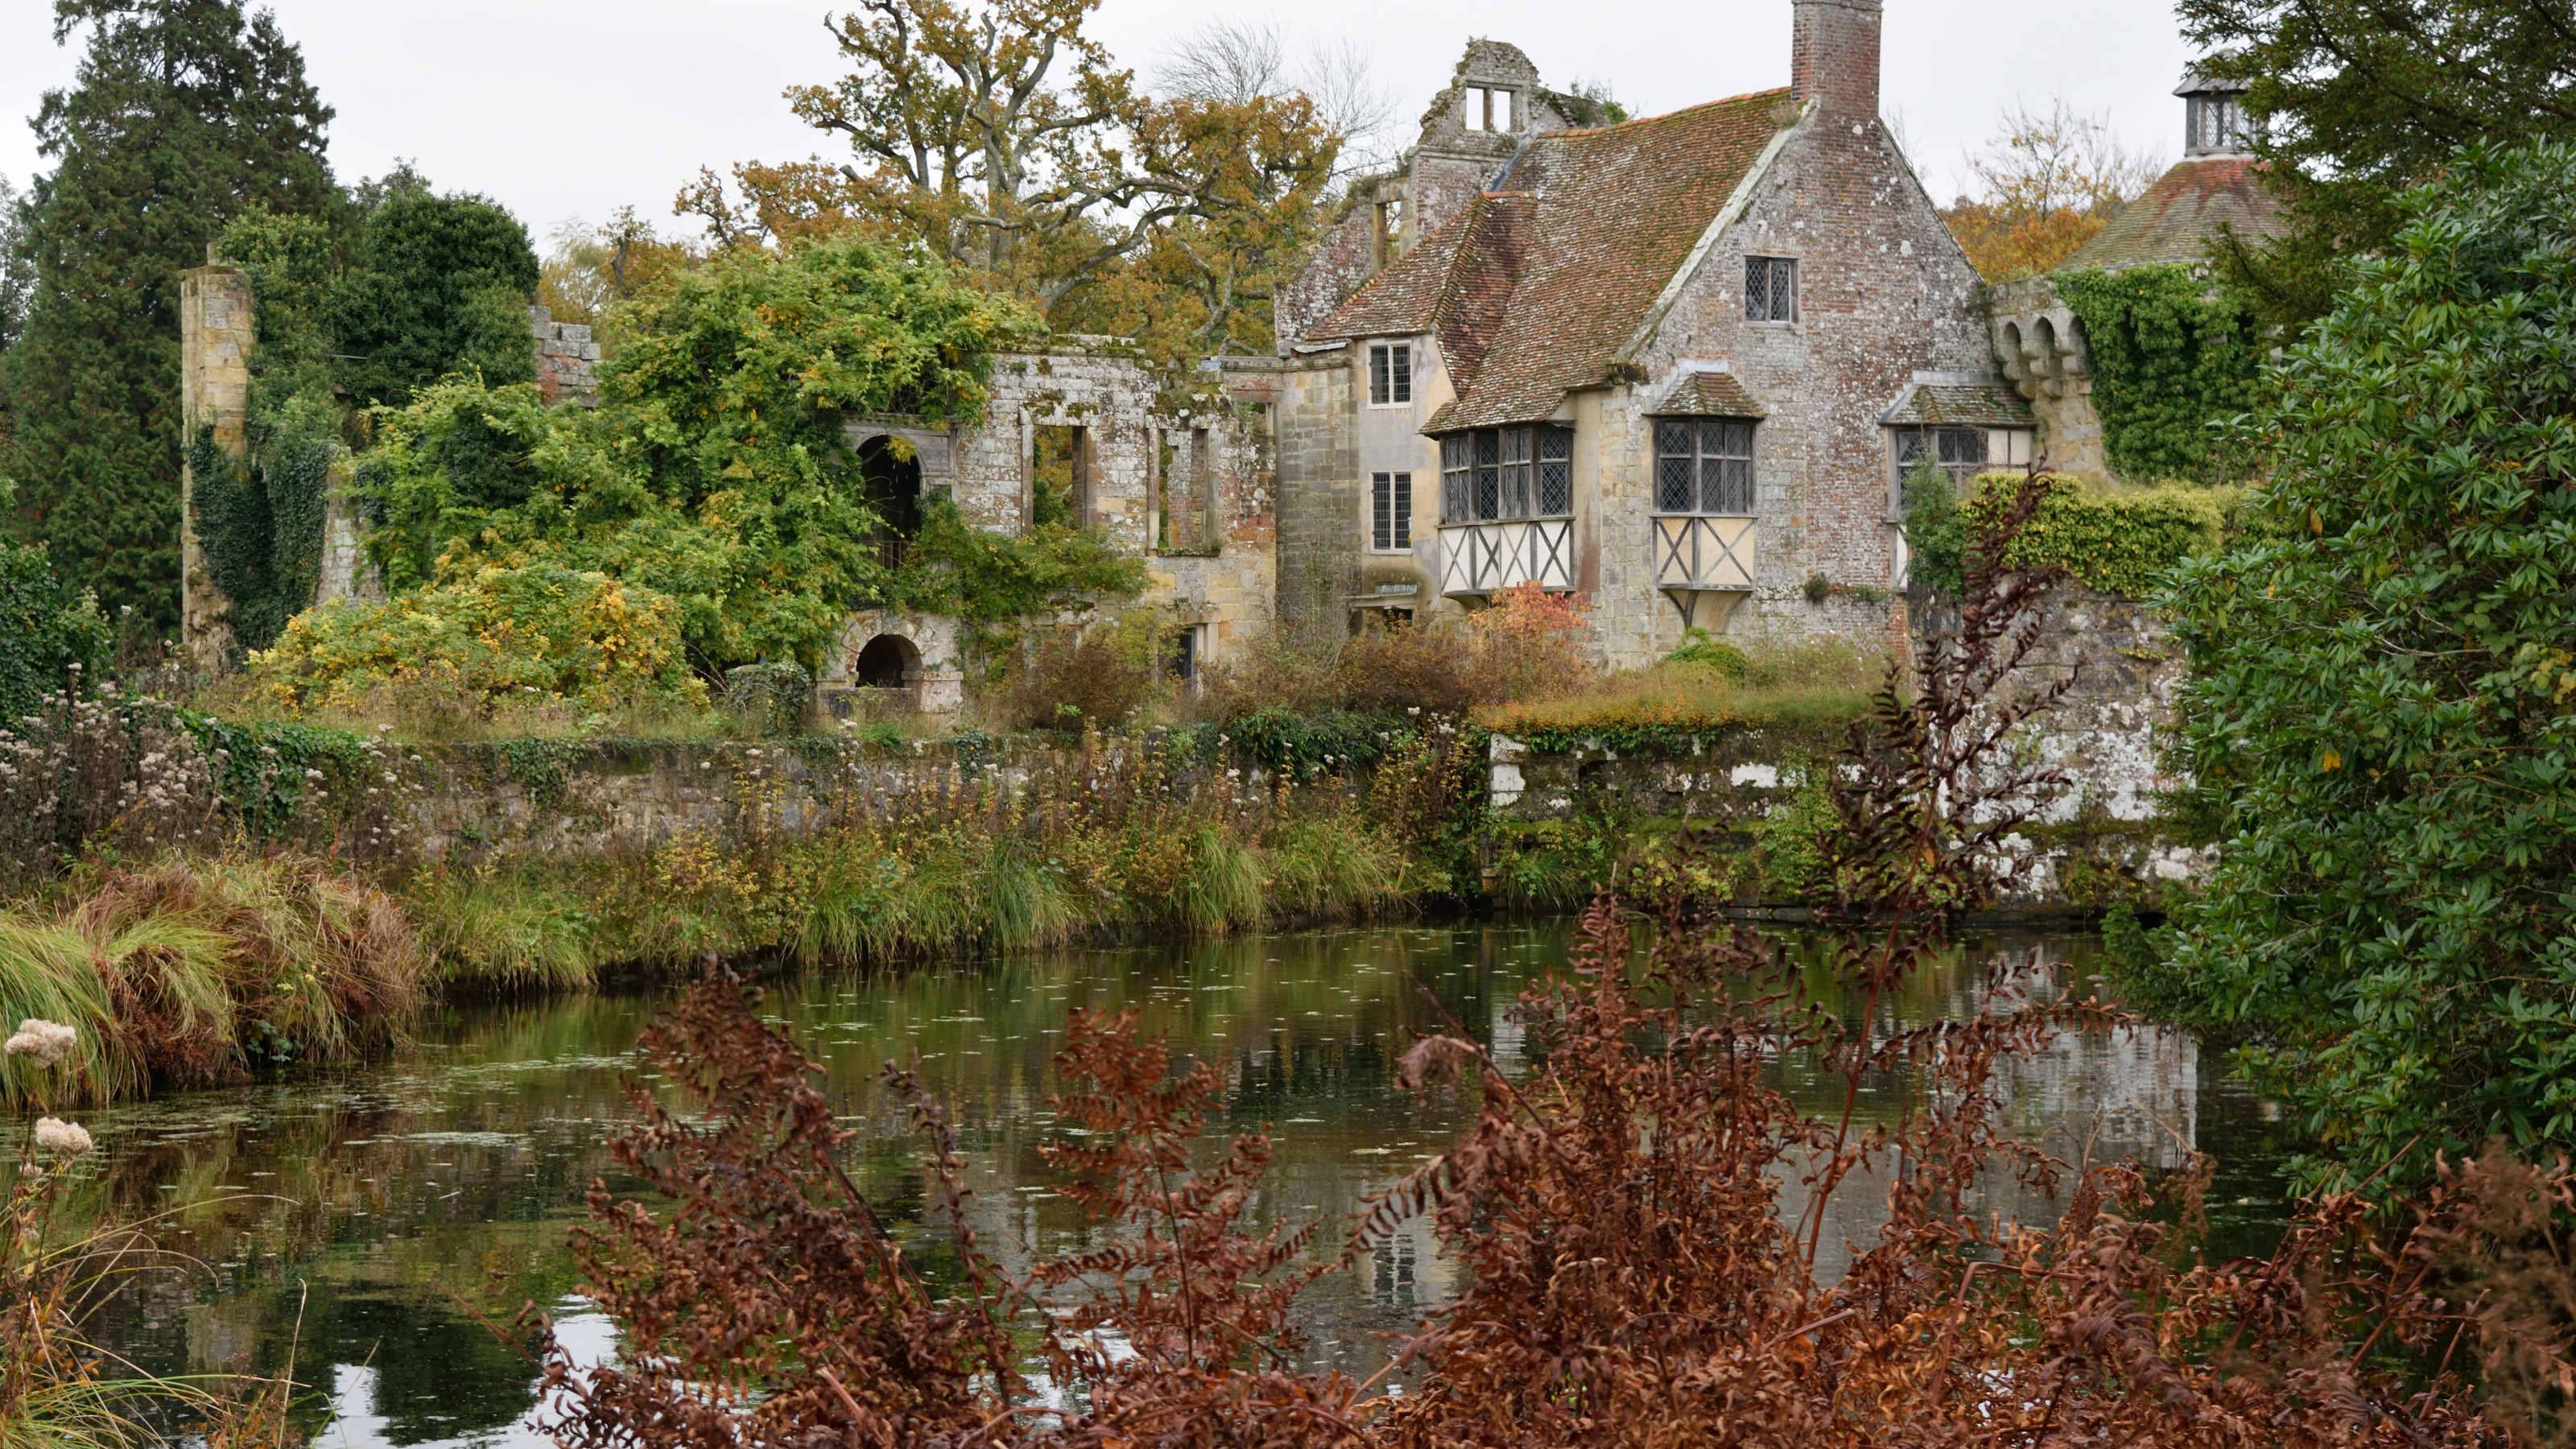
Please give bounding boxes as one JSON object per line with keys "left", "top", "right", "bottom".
{"left": 1653, "top": 417, "right": 1757, "bottom": 517}
{"left": 1463, "top": 85, "right": 1516, "bottom": 133}
{"left": 1891, "top": 425, "right": 2035, "bottom": 493}
{"left": 1368, "top": 343, "right": 1413, "bottom": 407}
{"left": 1744, "top": 255, "right": 1798, "bottom": 324}
{"left": 1439, "top": 424, "right": 1574, "bottom": 525}
{"left": 1371, "top": 470, "right": 1414, "bottom": 551}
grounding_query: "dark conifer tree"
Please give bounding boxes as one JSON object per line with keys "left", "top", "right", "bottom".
{"left": 2, "top": 0, "right": 334, "bottom": 634}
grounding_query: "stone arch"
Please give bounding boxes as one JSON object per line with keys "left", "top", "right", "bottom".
{"left": 855, "top": 632, "right": 919, "bottom": 689}
{"left": 2001, "top": 319, "right": 2024, "bottom": 360}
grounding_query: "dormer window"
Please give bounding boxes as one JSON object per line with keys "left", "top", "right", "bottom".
{"left": 1463, "top": 85, "right": 1514, "bottom": 133}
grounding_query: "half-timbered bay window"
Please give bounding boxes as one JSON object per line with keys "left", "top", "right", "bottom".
{"left": 1440, "top": 425, "right": 1572, "bottom": 524}
{"left": 1654, "top": 419, "right": 1754, "bottom": 516}
{"left": 1648, "top": 411, "right": 1760, "bottom": 617}
{"left": 1437, "top": 423, "right": 1575, "bottom": 597}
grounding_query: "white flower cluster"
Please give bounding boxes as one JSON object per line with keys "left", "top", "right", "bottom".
{"left": 4, "top": 1018, "right": 76, "bottom": 1068}
{"left": 33, "top": 1117, "right": 93, "bottom": 1156}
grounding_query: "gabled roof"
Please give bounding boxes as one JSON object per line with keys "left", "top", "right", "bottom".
{"left": 1312, "top": 89, "right": 1795, "bottom": 431}
{"left": 2055, "top": 157, "right": 2281, "bottom": 274}
{"left": 1882, "top": 382, "right": 2033, "bottom": 429}
{"left": 1309, "top": 193, "right": 1534, "bottom": 393}
{"left": 1652, "top": 369, "right": 1768, "bottom": 419}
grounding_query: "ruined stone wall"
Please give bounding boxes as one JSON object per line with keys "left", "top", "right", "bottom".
{"left": 1591, "top": 107, "right": 1992, "bottom": 668}
{"left": 1488, "top": 586, "right": 2203, "bottom": 909}
{"left": 179, "top": 265, "right": 254, "bottom": 672}
{"left": 1277, "top": 187, "right": 1393, "bottom": 352}
{"left": 1263, "top": 355, "right": 1360, "bottom": 637}
{"left": 529, "top": 305, "right": 601, "bottom": 407}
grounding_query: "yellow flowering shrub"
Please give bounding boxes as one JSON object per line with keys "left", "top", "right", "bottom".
{"left": 249, "top": 564, "right": 706, "bottom": 716}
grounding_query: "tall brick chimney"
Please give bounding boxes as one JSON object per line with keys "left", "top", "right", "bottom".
{"left": 1791, "top": 0, "right": 1882, "bottom": 118}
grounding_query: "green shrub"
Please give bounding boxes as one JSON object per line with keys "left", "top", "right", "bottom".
{"left": 1959, "top": 473, "right": 2234, "bottom": 598}
{"left": 246, "top": 563, "right": 705, "bottom": 716}
{"left": 2157, "top": 142, "right": 2576, "bottom": 1195}
{"left": 1663, "top": 629, "right": 1748, "bottom": 680}
{"left": 0, "top": 526, "right": 109, "bottom": 723}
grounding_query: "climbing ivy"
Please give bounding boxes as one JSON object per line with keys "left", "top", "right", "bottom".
{"left": 178, "top": 710, "right": 373, "bottom": 836}
{"left": 192, "top": 393, "right": 340, "bottom": 652}
{"left": 2057, "top": 263, "right": 2266, "bottom": 483}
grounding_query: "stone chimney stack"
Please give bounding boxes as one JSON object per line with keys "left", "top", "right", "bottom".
{"left": 1791, "top": 0, "right": 1882, "bottom": 118}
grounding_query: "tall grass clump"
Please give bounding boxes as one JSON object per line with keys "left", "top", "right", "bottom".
{"left": 0, "top": 853, "right": 424, "bottom": 1107}
{"left": 406, "top": 864, "right": 597, "bottom": 992}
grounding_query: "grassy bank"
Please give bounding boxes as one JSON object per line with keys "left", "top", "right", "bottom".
{"left": 411, "top": 728, "right": 1476, "bottom": 991}
{"left": 0, "top": 854, "right": 422, "bottom": 1108}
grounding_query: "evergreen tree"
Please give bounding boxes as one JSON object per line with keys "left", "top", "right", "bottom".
{"left": 328, "top": 188, "right": 539, "bottom": 407}
{"left": 2, "top": 0, "right": 334, "bottom": 634}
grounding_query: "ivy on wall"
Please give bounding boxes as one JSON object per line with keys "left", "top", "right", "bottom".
{"left": 192, "top": 394, "right": 339, "bottom": 653}
{"left": 2056, "top": 263, "right": 2266, "bottom": 483}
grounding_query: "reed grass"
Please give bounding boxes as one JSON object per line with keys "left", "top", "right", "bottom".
{"left": 0, "top": 854, "right": 426, "bottom": 1107}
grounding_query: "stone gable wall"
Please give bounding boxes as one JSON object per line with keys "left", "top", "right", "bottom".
{"left": 1575, "top": 109, "right": 1990, "bottom": 667}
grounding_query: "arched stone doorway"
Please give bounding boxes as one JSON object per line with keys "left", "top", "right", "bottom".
{"left": 857, "top": 435, "right": 923, "bottom": 571}
{"left": 855, "top": 632, "right": 919, "bottom": 690}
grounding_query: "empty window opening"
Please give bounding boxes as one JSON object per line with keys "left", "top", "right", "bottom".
{"left": 1744, "top": 256, "right": 1798, "bottom": 323}
{"left": 1372, "top": 471, "right": 1413, "bottom": 551}
{"left": 1032, "top": 424, "right": 1090, "bottom": 527}
{"left": 1166, "top": 624, "right": 1207, "bottom": 683}
{"left": 1462, "top": 85, "right": 1513, "bottom": 132}
{"left": 1655, "top": 419, "right": 1757, "bottom": 515}
{"left": 857, "top": 435, "right": 923, "bottom": 571}
{"left": 855, "top": 633, "right": 918, "bottom": 690}
{"left": 1368, "top": 344, "right": 1412, "bottom": 406}
{"left": 1155, "top": 427, "right": 1217, "bottom": 551}
{"left": 1440, "top": 425, "right": 1574, "bottom": 524}
{"left": 1374, "top": 198, "right": 1405, "bottom": 265}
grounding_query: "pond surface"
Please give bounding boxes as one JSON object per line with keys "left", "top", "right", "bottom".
{"left": 35, "top": 919, "right": 2304, "bottom": 1449}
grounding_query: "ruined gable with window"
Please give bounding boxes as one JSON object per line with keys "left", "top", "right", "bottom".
{"left": 1272, "top": 1, "right": 2017, "bottom": 663}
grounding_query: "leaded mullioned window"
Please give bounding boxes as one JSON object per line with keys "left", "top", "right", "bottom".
{"left": 1440, "top": 425, "right": 1575, "bottom": 524}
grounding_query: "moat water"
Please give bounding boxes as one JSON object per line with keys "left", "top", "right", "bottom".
{"left": 36, "top": 919, "right": 2304, "bottom": 1449}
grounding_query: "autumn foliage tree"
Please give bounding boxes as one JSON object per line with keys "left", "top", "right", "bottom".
{"left": 683, "top": 0, "right": 1340, "bottom": 362}
{"left": 1942, "top": 98, "right": 2165, "bottom": 283}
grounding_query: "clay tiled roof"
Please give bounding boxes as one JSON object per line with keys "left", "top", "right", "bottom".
{"left": 1315, "top": 89, "right": 1792, "bottom": 432}
{"left": 2055, "top": 157, "right": 2282, "bottom": 274}
{"left": 1442, "top": 90, "right": 1792, "bottom": 431}
{"left": 1883, "top": 382, "right": 2033, "bottom": 428}
{"left": 1307, "top": 194, "right": 1534, "bottom": 394}
{"left": 1652, "top": 369, "right": 1768, "bottom": 419}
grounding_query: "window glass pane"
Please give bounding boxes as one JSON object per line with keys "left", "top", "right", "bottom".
{"left": 1392, "top": 472, "right": 1411, "bottom": 548}
{"left": 1475, "top": 430, "right": 1500, "bottom": 519}
{"left": 1500, "top": 427, "right": 1532, "bottom": 518}
{"left": 1368, "top": 346, "right": 1388, "bottom": 404}
{"left": 1656, "top": 420, "right": 1693, "bottom": 458}
{"left": 1538, "top": 427, "right": 1571, "bottom": 462}
{"left": 1373, "top": 472, "right": 1391, "bottom": 550}
{"left": 1657, "top": 456, "right": 1694, "bottom": 513}
{"left": 1538, "top": 425, "right": 1571, "bottom": 516}
{"left": 1744, "top": 257, "right": 1769, "bottom": 321}
{"left": 1441, "top": 436, "right": 1470, "bottom": 524}
{"left": 1390, "top": 345, "right": 1411, "bottom": 403}
{"left": 1937, "top": 428, "right": 1984, "bottom": 464}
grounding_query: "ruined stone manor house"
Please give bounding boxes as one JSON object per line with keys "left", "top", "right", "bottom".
{"left": 828, "top": 0, "right": 2025, "bottom": 701}
{"left": 183, "top": 0, "right": 2260, "bottom": 705}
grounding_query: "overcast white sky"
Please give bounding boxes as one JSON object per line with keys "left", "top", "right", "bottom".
{"left": 0, "top": 1, "right": 2197, "bottom": 248}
